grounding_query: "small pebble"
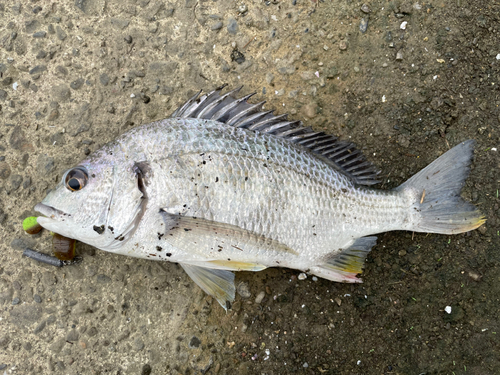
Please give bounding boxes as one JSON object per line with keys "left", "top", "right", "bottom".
{"left": 36, "top": 50, "right": 47, "bottom": 59}
{"left": 468, "top": 271, "right": 482, "bottom": 282}
{"left": 339, "top": 40, "right": 347, "bottom": 50}
{"left": 227, "top": 18, "right": 239, "bottom": 34}
{"left": 34, "top": 294, "right": 42, "bottom": 303}
{"left": 255, "top": 291, "right": 265, "bottom": 304}
{"left": 70, "top": 78, "right": 84, "bottom": 90}
{"left": 359, "top": 18, "right": 368, "bottom": 33}
{"left": 56, "top": 26, "right": 67, "bottom": 41}
{"left": 29, "top": 65, "right": 47, "bottom": 75}
{"left": 300, "top": 71, "right": 315, "bottom": 80}
{"left": 141, "top": 364, "right": 152, "bottom": 375}
{"left": 133, "top": 338, "right": 145, "bottom": 351}
{"left": 211, "top": 22, "right": 223, "bottom": 31}
{"left": 237, "top": 282, "right": 251, "bottom": 299}
{"left": 48, "top": 109, "right": 59, "bottom": 121}
{"left": 361, "top": 3, "right": 371, "bottom": 13}
{"left": 12, "top": 297, "right": 20, "bottom": 305}
{"left": 230, "top": 49, "right": 245, "bottom": 64}
{"left": 396, "top": 50, "right": 404, "bottom": 60}
{"left": 99, "top": 73, "right": 110, "bottom": 86}
{"left": 445, "top": 306, "right": 452, "bottom": 314}
{"left": 301, "top": 103, "right": 317, "bottom": 119}
{"left": 238, "top": 4, "right": 248, "bottom": 14}
{"left": 188, "top": 336, "right": 201, "bottom": 349}
{"left": 298, "top": 273, "right": 307, "bottom": 280}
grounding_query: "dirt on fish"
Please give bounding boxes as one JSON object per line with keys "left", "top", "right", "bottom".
{"left": 0, "top": 0, "right": 498, "bottom": 374}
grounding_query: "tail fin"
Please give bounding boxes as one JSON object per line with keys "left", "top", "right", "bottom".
{"left": 396, "top": 140, "right": 485, "bottom": 234}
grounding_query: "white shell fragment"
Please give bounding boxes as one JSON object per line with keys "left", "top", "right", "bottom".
{"left": 298, "top": 273, "right": 307, "bottom": 280}
{"left": 445, "top": 306, "right": 452, "bottom": 314}
{"left": 400, "top": 21, "right": 408, "bottom": 30}
{"left": 255, "top": 291, "right": 266, "bottom": 304}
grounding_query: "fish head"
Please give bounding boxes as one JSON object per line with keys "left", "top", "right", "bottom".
{"left": 35, "top": 148, "right": 146, "bottom": 251}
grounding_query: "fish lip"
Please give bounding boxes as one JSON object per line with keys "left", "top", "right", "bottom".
{"left": 34, "top": 203, "right": 71, "bottom": 221}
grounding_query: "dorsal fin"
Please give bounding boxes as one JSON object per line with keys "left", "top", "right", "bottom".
{"left": 170, "top": 86, "right": 381, "bottom": 186}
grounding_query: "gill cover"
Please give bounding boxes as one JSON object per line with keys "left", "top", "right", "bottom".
{"left": 35, "top": 149, "right": 148, "bottom": 252}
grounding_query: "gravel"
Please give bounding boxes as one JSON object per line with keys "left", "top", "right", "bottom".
{"left": 359, "top": 18, "right": 369, "bottom": 33}
{"left": 227, "top": 18, "right": 239, "bottom": 34}
{"left": 29, "top": 65, "right": 47, "bottom": 75}
{"left": 55, "top": 25, "right": 67, "bottom": 40}
{"left": 211, "top": 21, "right": 223, "bottom": 31}
{"left": 255, "top": 291, "right": 266, "bottom": 304}
{"left": 70, "top": 78, "right": 84, "bottom": 90}
{"left": 33, "top": 31, "right": 46, "bottom": 38}
{"left": 237, "top": 282, "right": 251, "bottom": 298}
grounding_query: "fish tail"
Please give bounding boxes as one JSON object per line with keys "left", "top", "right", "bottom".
{"left": 396, "top": 140, "right": 485, "bottom": 235}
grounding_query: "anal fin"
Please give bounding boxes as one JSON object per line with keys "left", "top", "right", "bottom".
{"left": 180, "top": 263, "right": 235, "bottom": 310}
{"left": 310, "top": 236, "right": 377, "bottom": 283}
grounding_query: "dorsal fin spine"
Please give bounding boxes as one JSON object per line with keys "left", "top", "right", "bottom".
{"left": 170, "top": 87, "right": 381, "bottom": 186}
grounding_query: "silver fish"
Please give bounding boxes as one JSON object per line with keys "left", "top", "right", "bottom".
{"left": 34, "top": 86, "right": 485, "bottom": 309}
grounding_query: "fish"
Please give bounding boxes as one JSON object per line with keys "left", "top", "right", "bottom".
{"left": 34, "top": 85, "right": 485, "bottom": 309}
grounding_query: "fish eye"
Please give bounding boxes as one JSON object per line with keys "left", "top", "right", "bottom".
{"left": 64, "top": 167, "right": 89, "bottom": 192}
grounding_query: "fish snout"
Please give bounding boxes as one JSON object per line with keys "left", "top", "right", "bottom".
{"left": 34, "top": 203, "right": 70, "bottom": 221}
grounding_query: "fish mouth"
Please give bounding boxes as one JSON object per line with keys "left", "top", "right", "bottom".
{"left": 34, "top": 203, "right": 71, "bottom": 221}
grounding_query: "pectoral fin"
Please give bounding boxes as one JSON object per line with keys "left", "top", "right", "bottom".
{"left": 159, "top": 209, "right": 298, "bottom": 257}
{"left": 180, "top": 263, "right": 235, "bottom": 310}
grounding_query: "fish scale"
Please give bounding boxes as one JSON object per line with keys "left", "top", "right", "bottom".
{"left": 34, "top": 87, "right": 485, "bottom": 309}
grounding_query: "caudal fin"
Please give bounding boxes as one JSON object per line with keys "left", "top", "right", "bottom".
{"left": 396, "top": 140, "right": 485, "bottom": 234}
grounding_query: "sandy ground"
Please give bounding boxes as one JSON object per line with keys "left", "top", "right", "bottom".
{"left": 1, "top": 0, "right": 499, "bottom": 374}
